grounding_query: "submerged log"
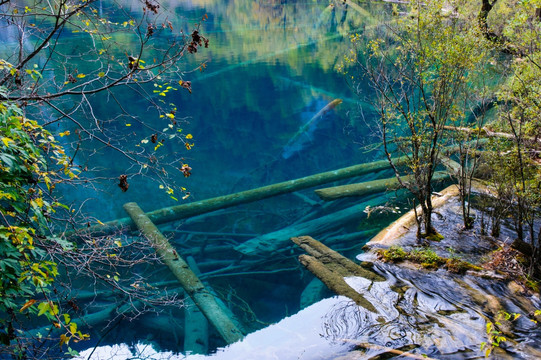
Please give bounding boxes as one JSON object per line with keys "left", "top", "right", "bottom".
{"left": 123, "top": 202, "right": 243, "bottom": 344}
{"left": 234, "top": 194, "right": 391, "bottom": 256}
{"left": 291, "top": 236, "right": 385, "bottom": 282}
{"left": 26, "top": 299, "right": 143, "bottom": 339}
{"left": 292, "top": 236, "right": 380, "bottom": 313}
{"left": 299, "top": 255, "right": 377, "bottom": 312}
{"left": 314, "top": 172, "right": 449, "bottom": 201}
{"left": 184, "top": 257, "right": 209, "bottom": 355}
{"left": 81, "top": 159, "right": 404, "bottom": 237}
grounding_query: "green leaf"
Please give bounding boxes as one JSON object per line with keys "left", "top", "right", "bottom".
{"left": 37, "top": 302, "right": 50, "bottom": 316}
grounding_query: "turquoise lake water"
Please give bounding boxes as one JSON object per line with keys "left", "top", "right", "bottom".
{"left": 5, "top": 1, "right": 541, "bottom": 358}
{"left": 2, "top": 0, "right": 413, "bottom": 358}
{"left": 53, "top": 1, "right": 401, "bottom": 357}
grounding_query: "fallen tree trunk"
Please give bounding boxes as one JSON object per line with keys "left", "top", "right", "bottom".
{"left": 365, "top": 185, "right": 460, "bottom": 248}
{"left": 299, "top": 255, "right": 378, "bottom": 312}
{"left": 123, "top": 202, "right": 243, "bottom": 344}
{"left": 234, "top": 194, "right": 390, "bottom": 256}
{"left": 80, "top": 159, "right": 404, "bottom": 237}
{"left": 292, "top": 236, "right": 381, "bottom": 313}
{"left": 314, "top": 172, "right": 449, "bottom": 201}
{"left": 291, "top": 236, "right": 385, "bottom": 282}
{"left": 184, "top": 257, "right": 209, "bottom": 355}
{"left": 443, "top": 125, "right": 541, "bottom": 144}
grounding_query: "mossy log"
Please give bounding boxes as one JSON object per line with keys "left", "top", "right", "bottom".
{"left": 291, "top": 236, "right": 385, "bottom": 282}
{"left": 81, "top": 159, "right": 405, "bottom": 237}
{"left": 123, "top": 202, "right": 243, "bottom": 344}
{"left": 234, "top": 195, "right": 390, "bottom": 256}
{"left": 314, "top": 171, "right": 449, "bottom": 201}
{"left": 440, "top": 156, "right": 462, "bottom": 175}
{"left": 292, "top": 236, "right": 380, "bottom": 313}
{"left": 298, "top": 255, "right": 378, "bottom": 312}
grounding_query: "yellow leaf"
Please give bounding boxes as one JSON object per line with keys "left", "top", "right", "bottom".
{"left": 98, "top": 72, "right": 105, "bottom": 77}
{"left": 59, "top": 334, "right": 69, "bottom": 347}
{"left": 96, "top": 219, "right": 104, "bottom": 225}
{"left": 59, "top": 130, "right": 70, "bottom": 137}
{"left": 125, "top": 123, "right": 131, "bottom": 127}
{"left": 77, "top": 73, "right": 86, "bottom": 78}
{"left": 186, "top": 134, "right": 193, "bottom": 139}
{"left": 34, "top": 197, "right": 44, "bottom": 208}
{"left": 19, "top": 299, "right": 37, "bottom": 312}
{"left": 1, "top": 137, "right": 14, "bottom": 147}
{"left": 114, "top": 240, "right": 122, "bottom": 247}
{"left": 69, "top": 322, "right": 77, "bottom": 335}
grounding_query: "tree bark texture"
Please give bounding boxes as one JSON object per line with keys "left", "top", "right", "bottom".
{"left": 292, "top": 236, "right": 381, "bottom": 313}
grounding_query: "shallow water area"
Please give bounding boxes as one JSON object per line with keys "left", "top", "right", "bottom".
{"left": 74, "top": 261, "right": 541, "bottom": 359}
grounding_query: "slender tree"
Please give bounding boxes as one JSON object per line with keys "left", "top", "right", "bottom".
{"left": 348, "top": 0, "right": 489, "bottom": 238}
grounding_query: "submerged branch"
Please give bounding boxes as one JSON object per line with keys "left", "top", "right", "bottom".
{"left": 79, "top": 160, "right": 402, "bottom": 237}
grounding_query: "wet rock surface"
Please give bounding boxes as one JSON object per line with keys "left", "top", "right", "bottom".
{"left": 352, "top": 186, "right": 541, "bottom": 359}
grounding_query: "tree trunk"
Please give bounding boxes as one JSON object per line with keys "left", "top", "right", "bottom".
{"left": 123, "top": 202, "right": 243, "bottom": 344}
{"left": 81, "top": 159, "right": 404, "bottom": 237}
{"left": 314, "top": 172, "right": 449, "bottom": 201}
{"left": 292, "top": 236, "right": 381, "bottom": 313}
{"left": 234, "top": 194, "right": 391, "bottom": 256}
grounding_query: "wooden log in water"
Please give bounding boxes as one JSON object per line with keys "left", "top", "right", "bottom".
{"left": 81, "top": 159, "right": 405, "bottom": 237}
{"left": 291, "top": 236, "right": 385, "bottom": 282}
{"left": 314, "top": 172, "right": 449, "bottom": 201}
{"left": 123, "top": 202, "right": 243, "bottom": 344}
{"left": 184, "top": 257, "right": 209, "bottom": 355}
{"left": 293, "top": 236, "right": 384, "bottom": 313}
{"left": 234, "top": 195, "right": 390, "bottom": 256}
{"left": 298, "top": 254, "right": 378, "bottom": 313}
